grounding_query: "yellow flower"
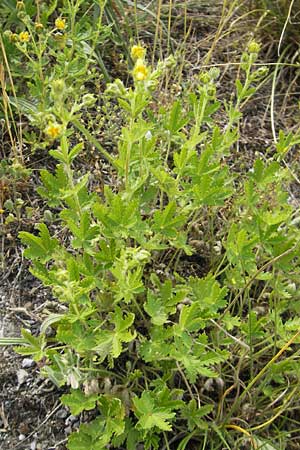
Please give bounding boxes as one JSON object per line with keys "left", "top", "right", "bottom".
{"left": 45, "top": 123, "right": 62, "bottom": 139}
{"left": 35, "top": 22, "right": 44, "bottom": 32}
{"left": 131, "top": 45, "right": 146, "bottom": 60}
{"left": 19, "top": 31, "right": 30, "bottom": 43}
{"left": 133, "top": 60, "right": 148, "bottom": 81}
{"left": 55, "top": 17, "right": 66, "bottom": 31}
{"left": 0, "top": 209, "right": 4, "bottom": 214}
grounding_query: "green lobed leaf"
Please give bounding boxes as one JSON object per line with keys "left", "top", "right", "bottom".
{"left": 19, "top": 223, "right": 59, "bottom": 263}
{"left": 133, "top": 392, "right": 176, "bottom": 432}
{"left": 61, "top": 389, "right": 99, "bottom": 416}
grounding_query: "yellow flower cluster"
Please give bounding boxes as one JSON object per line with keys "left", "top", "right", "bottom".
{"left": 131, "top": 44, "right": 148, "bottom": 82}
{"left": 45, "top": 123, "right": 62, "bottom": 140}
{"left": 131, "top": 45, "right": 146, "bottom": 60}
{"left": 133, "top": 60, "right": 148, "bottom": 81}
{"left": 19, "top": 31, "right": 30, "bottom": 43}
{"left": 55, "top": 17, "right": 66, "bottom": 31}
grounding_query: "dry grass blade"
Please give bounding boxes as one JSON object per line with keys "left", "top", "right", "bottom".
{"left": 0, "top": 35, "right": 23, "bottom": 163}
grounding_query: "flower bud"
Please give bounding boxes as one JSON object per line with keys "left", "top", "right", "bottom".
{"left": 199, "top": 72, "right": 210, "bottom": 84}
{"left": 131, "top": 45, "right": 146, "bottom": 60}
{"left": 209, "top": 67, "right": 220, "bottom": 80}
{"left": 256, "top": 66, "right": 268, "bottom": 77}
{"left": 16, "top": 1, "right": 25, "bottom": 9}
{"left": 3, "top": 30, "right": 12, "bottom": 38}
{"left": 81, "top": 94, "right": 97, "bottom": 107}
{"left": 207, "top": 85, "right": 216, "bottom": 97}
{"left": 51, "top": 79, "right": 66, "bottom": 99}
{"left": 43, "top": 210, "right": 53, "bottom": 222}
{"left": 248, "top": 41, "right": 260, "bottom": 54}
{"left": 35, "top": 22, "right": 44, "bottom": 32}
{"left": 17, "top": 11, "right": 27, "bottom": 20}
{"left": 4, "top": 199, "right": 13, "bottom": 211}
{"left": 53, "top": 33, "right": 67, "bottom": 49}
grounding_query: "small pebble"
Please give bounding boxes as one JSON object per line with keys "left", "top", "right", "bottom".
{"left": 18, "top": 434, "right": 26, "bottom": 441}
{"left": 65, "top": 415, "right": 77, "bottom": 426}
{"left": 30, "top": 440, "right": 37, "bottom": 450}
{"left": 64, "top": 426, "right": 72, "bottom": 435}
{"left": 17, "top": 369, "right": 28, "bottom": 385}
{"left": 56, "top": 408, "right": 68, "bottom": 419}
{"left": 72, "top": 420, "right": 80, "bottom": 429}
{"left": 22, "top": 358, "right": 35, "bottom": 369}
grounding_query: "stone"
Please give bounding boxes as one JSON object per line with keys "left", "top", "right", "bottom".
{"left": 17, "top": 369, "right": 28, "bottom": 386}
{"left": 56, "top": 408, "right": 68, "bottom": 419}
{"left": 22, "top": 358, "right": 35, "bottom": 369}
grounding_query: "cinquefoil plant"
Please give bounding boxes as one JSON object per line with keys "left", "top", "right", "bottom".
{"left": 13, "top": 44, "right": 300, "bottom": 449}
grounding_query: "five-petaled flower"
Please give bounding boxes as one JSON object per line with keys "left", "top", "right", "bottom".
{"left": 19, "top": 31, "right": 30, "bottom": 43}
{"left": 55, "top": 17, "right": 66, "bottom": 30}
{"left": 133, "top": 59, "right": 148, "bottom": 81}
{"left": 131, "top": 45, "right": 146, "bottom": 60}
{"left": 45, "top": 123, "right": 62, "bottom": 139}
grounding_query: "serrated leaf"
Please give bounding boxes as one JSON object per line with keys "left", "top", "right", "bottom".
{"left": 165, "top": 100, "right": 189, "bottom": 133}
{"left": 222, "top": 313, "right": 241, "bottom": 331}
{"left": 181, "top": 399, "right": 213, "bottom": 431}
{"left": 19, "top": 223, "right": 58, "bottom": 263}
{"left": 111, "top": 307, "right": 136, "bottom": 358}
{"left": 67, "top": 395, "right": 125, "bottom": 449}
{"left": 139, "top": 410, "right": 175, "bottom": 431}
{"left": 69, "top": 143, "right": 84, "bottom": 161}
{"left": 152, "top": 201, "right": 186, "bottom": 238}
{"left": 177, "top": 303, "right": 205, "bottom": 333}
{"left": 133, "top": 392, "right": 175, "bottom": 431}
{"left": 189, "top": 275, "right": 228, "bottom": 314}
{"left": 67, "top": 417, "right": 107, "bottom": 450}
{"left": 144, "top": 293, "right": 168, "bottom": 326}
{"left": 150, "top": 167, "right": 178, "bottom": 198}
{"left": 61, "top": 389, "right": 98, "bottom": 415}
{"left": 14, "top": 329, "right": 46, "bottom": 361}
{"left": 61, "top": 173, "right": 90, "bottom": 199}
{"left": 64, "top": 211, "right": 99, "bottom": 251}
{"left": 37, "top": 165, "right": 68, "bottom": 207}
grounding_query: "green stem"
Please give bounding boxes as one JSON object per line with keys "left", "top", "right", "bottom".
{"left": 226, "top": 328, "right": 300, "bottom": 421}
{"left": 73, "top": 118, "right": 117, "bottom": 167}
{"left": 163, "top": 432, "right": 171, "bottom": 450}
